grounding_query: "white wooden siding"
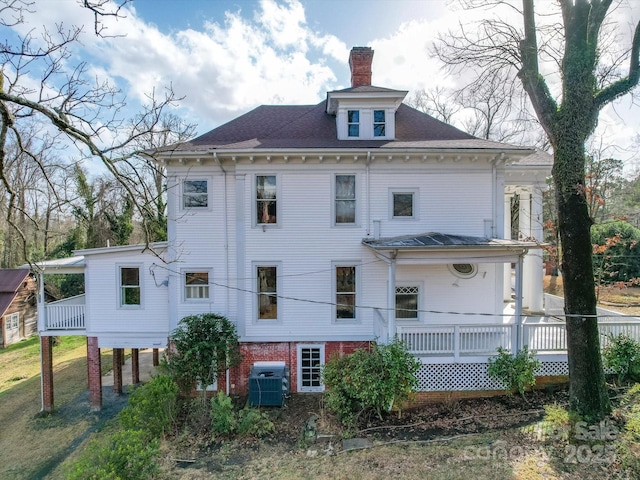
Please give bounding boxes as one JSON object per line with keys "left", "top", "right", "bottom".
{"left": 164, "top": 160, "right": 504, "bottom": 342}
{"left": 84, "top": 249, "right": 169, "bottom": 344}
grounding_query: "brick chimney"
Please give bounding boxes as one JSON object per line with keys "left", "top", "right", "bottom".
{"left": 349, "top": 47, "right": 373, "bottom": 88}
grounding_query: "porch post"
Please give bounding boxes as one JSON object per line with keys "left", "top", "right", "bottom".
{"left": 387, "top": 254, "right": 396, "bottom": 343}
{"left": 40, "top": 336, "right": 54, "bottom": 412}
{"left": 87, "top": 336, "right": 102, "bottom": 411}
{"left": 503, "top": 193, "right": 513, "bottom": 301}
{"left": 519, "top": 190, "right": 532, "bottom": 310}
{"left": 527, "top": 186, "right": 544, "bottom": 312}
{"left": 113, "top": 348, "right": 123, "bottom": 395}
{"left": 131, "top": 348, "right": 140, "bottom": 385}
{"left": 38, "top": 272, "right": 46, "bottom": 331}
{"left": 514, "top": 255, "right": 524, "bottom": 354}
{"left": 152, "top": 348, "right": 159, "bottom": 366}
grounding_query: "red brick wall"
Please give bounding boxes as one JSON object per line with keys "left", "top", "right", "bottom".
{"left": 87, "top": 336, "right": 102, "bottom": 411}
{"left": 228, "top": 341, "right": 372, "bottom": 395}
{"left": 41, "top": 336, "right": 54, "bottom": 412}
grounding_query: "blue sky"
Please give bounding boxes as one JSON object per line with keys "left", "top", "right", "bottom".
{"left": 6, "top": 0, "right": 640, "bottom": 165}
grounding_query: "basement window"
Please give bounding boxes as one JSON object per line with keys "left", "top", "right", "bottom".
{"left": 297, "top": 345, "right": 325, "bottom": 392}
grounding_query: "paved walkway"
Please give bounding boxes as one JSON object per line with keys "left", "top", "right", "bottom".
{"left": 102, "top": 348, "right": 161, "bottom": 387}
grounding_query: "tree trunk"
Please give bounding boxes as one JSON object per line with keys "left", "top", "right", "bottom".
{"left": 553, "top": 138, "right": 610, "bottom": 421}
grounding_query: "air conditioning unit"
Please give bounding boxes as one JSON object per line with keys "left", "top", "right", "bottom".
{"left": 249, "top": 361, "right": 290, "bottom": 407}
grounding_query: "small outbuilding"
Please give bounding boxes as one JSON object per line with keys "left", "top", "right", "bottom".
{"left": 0, "top": 269, "right": 37, "bottom": 348}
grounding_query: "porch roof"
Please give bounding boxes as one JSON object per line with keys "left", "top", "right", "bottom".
{"left": 362, "top": 232, "right": 538, "bottom": 263}
{"left": 22, "top": 256, "right": 86, "bottom": 274}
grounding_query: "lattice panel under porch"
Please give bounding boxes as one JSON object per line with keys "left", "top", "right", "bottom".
{"left": 416, "top": 361, "right": 569, "bottom": 391}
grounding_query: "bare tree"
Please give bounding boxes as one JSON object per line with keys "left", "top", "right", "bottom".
{"left": 0, "top": 0, "right": 186, "bottom": 262}
{"left": 435, "top": 0, "right": 640, "bottom": 420}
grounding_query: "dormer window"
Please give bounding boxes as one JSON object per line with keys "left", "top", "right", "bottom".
{"left": 347, "top": 110, "right": 360, "bottom": 137}
{"left": 374, "top": 110, "right": 385, "bottom": 137}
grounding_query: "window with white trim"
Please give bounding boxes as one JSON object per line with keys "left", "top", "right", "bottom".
{"left": 335, "top": 175, "right": 356, "bottom": 224}
{"left": 449, "top": 264, "right": 478, "bottom": 279}
{"left": 183, "top": 179, "right": 208, "bottom": 208}
{"left": 298, "top": 345, "right": 325, "bottom": 392}
{"left": 335, "top": 264, "right": 357, "bottom": 320}
{"left": 6, "top": 312, "right": 19, "bottom": 331}
{"left": 120, "top": 267, "right": 141, "bottom": 306}
{"left": 389, "top": 188, "right": 418, "bottom": 220}
{"left": 347, "top": 110, "right": 360, "bottom": 137}
{"left": 395, "top": 286, "right": 419, "bottom": 319}
{"left": 256, "top": 175, "right": 277, "bottom": 225}
{"left": 184, "top": 271, "right": 210, "bottom": 300}
{"left": 257, "top": 265, "right": 278, "bottom": 320}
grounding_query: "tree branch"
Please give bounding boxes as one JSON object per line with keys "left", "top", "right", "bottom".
{"left": 593, "top": 19, "right": 640, "bottom": 109}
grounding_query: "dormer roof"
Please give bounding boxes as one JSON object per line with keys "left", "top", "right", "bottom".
{"left": 325, "top": 85, "right": 408, "bottom": 115}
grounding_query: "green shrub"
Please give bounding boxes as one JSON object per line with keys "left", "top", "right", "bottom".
{"left": 238, "top": 407, "right": 275, "bottom": 437}
{"left": 602, "top": 334, "right": 640, "bottom": 384}
{"left": 118, "top": 374, "right": 179, "bottom": 438}
{"left": 209, "top": 391, "right": 274, "bottom": 438}
{"left": 210, "top": 391, "right": 238, "bottom": 436}
{"left": 167, "top": 313, "right": 241, "bottom": 399}
{"left": 487, "top": 346, "right": 540, "bottom": 396}
{"left": 617, "top": 384, "right": 640, "bottom": 475}
{"left": 322, "top": 339, "right": 421, "bottom": 426}
{"left": 65, "top": 429, "right": 159, "bottom": 480}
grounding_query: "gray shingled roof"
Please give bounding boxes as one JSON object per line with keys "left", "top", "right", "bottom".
{"left": 363, "top": 232, "right": 535, "bottom": 250}
{"left": 173, "top": 101, "right": 525, "bottom": 152}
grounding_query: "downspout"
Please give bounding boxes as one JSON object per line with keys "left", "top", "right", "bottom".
{"left": 38, "top": 271, "right": 45, "bottom": 412}
{"left": 366, "top": 151, "right": 371, "bottom": 236}
{"left": 214, "top": 152, "right": 231, "bottom": 396}
{"left": 514, "top": 253, "right": 524, "bottom": 354}
{"left": 387, "top": 250, "right": 397, "bottom": 343}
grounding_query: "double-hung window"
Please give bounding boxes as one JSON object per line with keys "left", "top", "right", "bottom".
{"left": 335, "top": 265, "right": 357, "bottom": 320}
{"left": 6, "top": 312, "right": 19, "bottom": 331}
{"left": 347, "top": 110, "right": 360, "bottom": 137}
{"left": 183, "top": 179, "right": 208, "bottom": 208}
{"left": 373, "top": 110, "right": 386, "bottom": 137}
{"left": 185, "top": 271, "right": 210, "bottom": 300}
{"left": 257, "top": 265, "right": 278, "bottom": 320}
{"left": 335, "top": 175, "right": 356, "bottom": 224}
{"left": 395, "top": 286, "right": 419, "bottom": 319}
{"left": 256, "top": 175, "right": 277, "bottom": 225}
{"left": 120, "top": 267, "right": 141, "bottom": 306}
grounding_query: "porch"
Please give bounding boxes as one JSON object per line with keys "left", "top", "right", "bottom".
{"left": 40, "top": 294, "right": 86, "bottom": 333}
{"left": 374, "top": 298, "right": 640, "bottom": 361}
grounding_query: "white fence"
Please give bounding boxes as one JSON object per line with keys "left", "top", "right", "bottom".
{"left": 397, "top": 316, "right": 640, "bottom": 357}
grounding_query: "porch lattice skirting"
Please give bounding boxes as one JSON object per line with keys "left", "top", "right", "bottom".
{"left": 416, "top": 360, "right": 569, "bottom": 391}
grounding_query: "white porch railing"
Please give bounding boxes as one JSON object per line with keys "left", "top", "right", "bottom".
{"left": 43, "top": 294, "right": 86, "bottom": 330}
{"left": 397, "top": 315, "right": 640, "bottom": 357}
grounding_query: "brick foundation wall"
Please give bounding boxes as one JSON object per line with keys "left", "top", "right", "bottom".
{"left": 228, "top": 341, "right": 372, "bottom": 395}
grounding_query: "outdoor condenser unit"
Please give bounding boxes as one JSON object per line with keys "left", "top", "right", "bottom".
{"left": 248, "top": 361, "right": 290, "bottom": 407}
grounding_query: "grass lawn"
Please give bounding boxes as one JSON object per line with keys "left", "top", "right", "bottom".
{"left": 0, "top": 336, "right": 115, "bottom": 480}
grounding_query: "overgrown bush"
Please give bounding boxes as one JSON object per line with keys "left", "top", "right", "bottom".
{"left": 592, "top": 221, "right": 640, "bottom": 284}
{"left": 118, "top": 374, "right": 179, "bottom": 438}
{"left": 602, "top": 335, "right": 640, "bottom": 384}
{"left": 487, "top": 346, "right": 540, "bottom": 396}
{"left": 65, "top": 429, "right": 159, "bottom": 480}
{"left": 210, "top": 391, "right": 274, "bottom": 438}
{"left": 322, "top": 339, "right": 421, "bottom": 427}
{"left": 166, "top": 313, "right": 241, "bottom": 399}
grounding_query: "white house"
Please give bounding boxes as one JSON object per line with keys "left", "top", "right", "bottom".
{"left": 37, "top": 47, "right": 621, "bottom": 411}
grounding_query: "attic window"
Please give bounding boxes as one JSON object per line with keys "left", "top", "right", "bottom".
{"left": 449, "top": 264, "right": 477, "bottom": 279}
{"left": 373, "top": 110, "right": 386, "bottom": 137}
{"left": 347, "top": 110, "right": 359, "bottom": 137}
